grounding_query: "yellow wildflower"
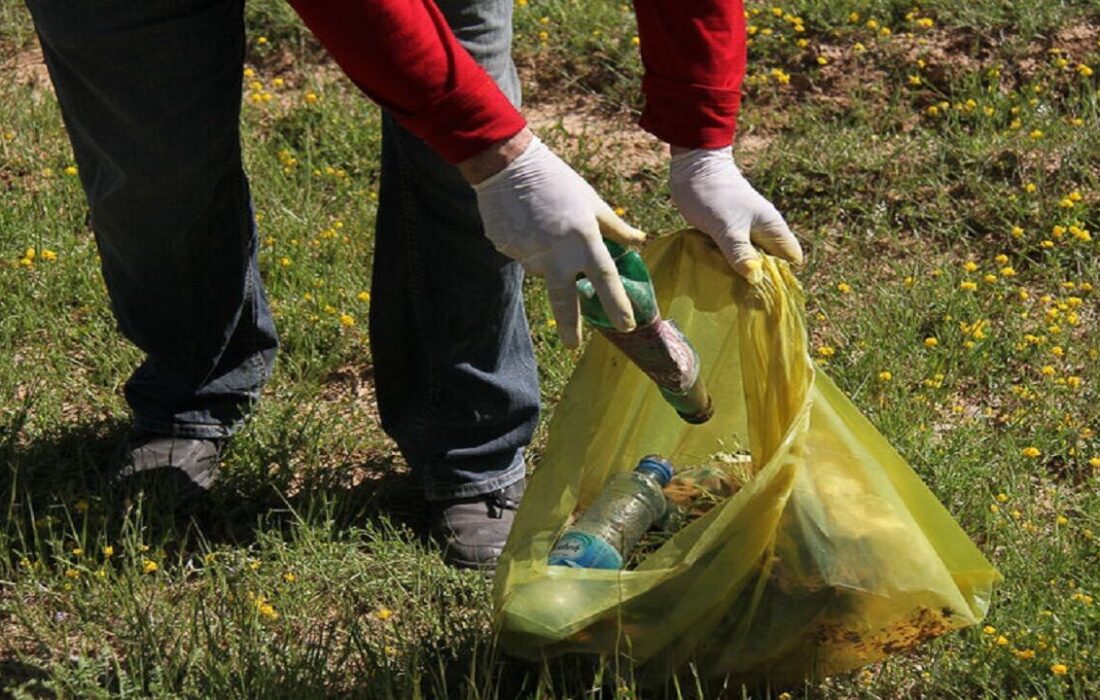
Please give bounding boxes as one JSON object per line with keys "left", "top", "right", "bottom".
{"left": 256, "top": 597, "right": 279, "bottom": 620}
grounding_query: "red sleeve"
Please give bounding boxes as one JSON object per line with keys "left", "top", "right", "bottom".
{"left": 632, "top": 0, "right": 747, "bottom": 149}
{"left": 288, "top": 0, "right": 526, "bottom": 164}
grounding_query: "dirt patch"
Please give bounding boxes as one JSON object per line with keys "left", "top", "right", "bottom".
{"left": 1015, "top": 21, "right": 1100, "bottom": 77}
{"left": 523, "top": 96, "right": 665, "bottom": 174}
{"left": 1051, "top": 22, "right": 1100, "bottom": 60}
{"left": 899, "top": 28, "right": 986, "bottom": 86}
{"left": 523, "top": 94, "right": 775, "bottom": 179}
{"left": 6, "top": 45, "right": 52, "bottom": 92}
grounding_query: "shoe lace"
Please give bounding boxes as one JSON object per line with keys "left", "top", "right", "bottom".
{"left": 485, "top": 489, "right": 520, "bottom": 519}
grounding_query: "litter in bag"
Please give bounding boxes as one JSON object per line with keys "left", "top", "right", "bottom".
{"left": 492, "top": 230, "right": 1000, "bottom": 683}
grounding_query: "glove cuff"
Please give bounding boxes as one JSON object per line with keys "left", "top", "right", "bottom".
{"left": 669, "top": 146, "right": 740, "bottom": 186}
{"left": 670, "top": 145, "right": 734, "bottom": 167}
{"left": 471, "top": 136, "right": 545, "bottom": 192}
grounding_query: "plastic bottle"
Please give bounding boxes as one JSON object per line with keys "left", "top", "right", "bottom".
{"left": 576, "top": 240, "right": 713, "bottom": 424}
{"left": 548, "top": 455, "right": 674, "bottom": 569}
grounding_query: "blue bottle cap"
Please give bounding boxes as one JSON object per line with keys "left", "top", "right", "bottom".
{"left": 636, "top": 455, "right": 674, "bottom": 486}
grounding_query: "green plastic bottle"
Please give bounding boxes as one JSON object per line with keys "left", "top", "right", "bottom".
{"left": 576, "top": 240, "right": 713, "bottom": 424}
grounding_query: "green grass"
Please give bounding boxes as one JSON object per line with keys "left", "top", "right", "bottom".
{"left": 2, "top": 0, "right": 1099, "bottom": 697}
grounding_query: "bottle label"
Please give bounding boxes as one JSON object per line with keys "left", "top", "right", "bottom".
{"left": 600, "top": 318, "right": 699, "bottom": 393}
{"left": 548, "top": 532, "right": 624, "bottom": 570}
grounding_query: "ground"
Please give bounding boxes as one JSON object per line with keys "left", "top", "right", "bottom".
{"left": 0, "top": 0, "right": 1098, "bottom": 698}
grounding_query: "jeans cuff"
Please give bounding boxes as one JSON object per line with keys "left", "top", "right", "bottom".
{"left": 422, "top": 451, "right": 528, "bottom": 501}
{"left": 132, "top": 415, "right": 236, "bottom": 440}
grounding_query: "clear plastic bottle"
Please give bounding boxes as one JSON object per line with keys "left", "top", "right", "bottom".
{"left": 576, "top": 240, "right": 713, "bottom": 424}
{"left": 548, "top": 455, "right": 674, "bottom": 569}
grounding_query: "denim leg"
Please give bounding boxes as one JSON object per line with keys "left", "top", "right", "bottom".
{"left": 372, "top": 0, "right": 539, "bottom": 500}
{"left": 25, "top": 0, "right": 279, "bottom": 439}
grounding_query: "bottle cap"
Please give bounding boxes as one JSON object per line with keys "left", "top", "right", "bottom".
{"left": 636, "top": 455, "right": 674, "bottom": 486}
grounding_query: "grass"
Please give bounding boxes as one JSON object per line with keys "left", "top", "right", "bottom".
{"left": 1, "top": 0, "right": 1099, "bottom": 697}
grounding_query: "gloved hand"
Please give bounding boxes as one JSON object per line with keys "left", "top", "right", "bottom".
{"left": 669, "top": 146, "right": 803, "bottom": 283}
{"left": 474, "top": 136, "right": 647, "bottom": 347}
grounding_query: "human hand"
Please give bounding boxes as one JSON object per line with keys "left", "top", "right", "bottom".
{"left": 669, "top": 146, "right": 803, "bottom": 283}
{"left": 472, "top": 135, "right": 646, "bottom": 348}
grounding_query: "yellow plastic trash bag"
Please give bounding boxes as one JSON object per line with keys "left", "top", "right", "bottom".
{"left": 492, "top": 230, "right": 1000, "bottom": 683}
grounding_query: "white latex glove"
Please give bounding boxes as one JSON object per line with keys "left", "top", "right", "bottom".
{"left": 474, "top": 136, "right": 647, "bottom": 347}
{"left": 669, "top": 146, "right": 803, "bottom": 283}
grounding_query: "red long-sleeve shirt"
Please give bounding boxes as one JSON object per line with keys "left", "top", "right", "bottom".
{"left": 289, "top": 0, "right": 745, "bottom": 163}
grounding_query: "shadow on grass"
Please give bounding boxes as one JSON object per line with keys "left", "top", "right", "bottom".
{"left": 0, "top": 657, "right": 52, "bottom": 700}
{"left": 0, "top": 405, "right": 428, "bottom": 562}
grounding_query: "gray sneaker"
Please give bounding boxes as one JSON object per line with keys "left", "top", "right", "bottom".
{"left": 431, "top": 479, "right": 525, "bottom": 571}
{"left": 114, "top": 432, "right": 222, "bottom": 504}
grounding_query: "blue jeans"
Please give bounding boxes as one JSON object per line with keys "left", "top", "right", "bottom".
{"left": 26, "top": 0, "right": 539, "bottom": 499}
